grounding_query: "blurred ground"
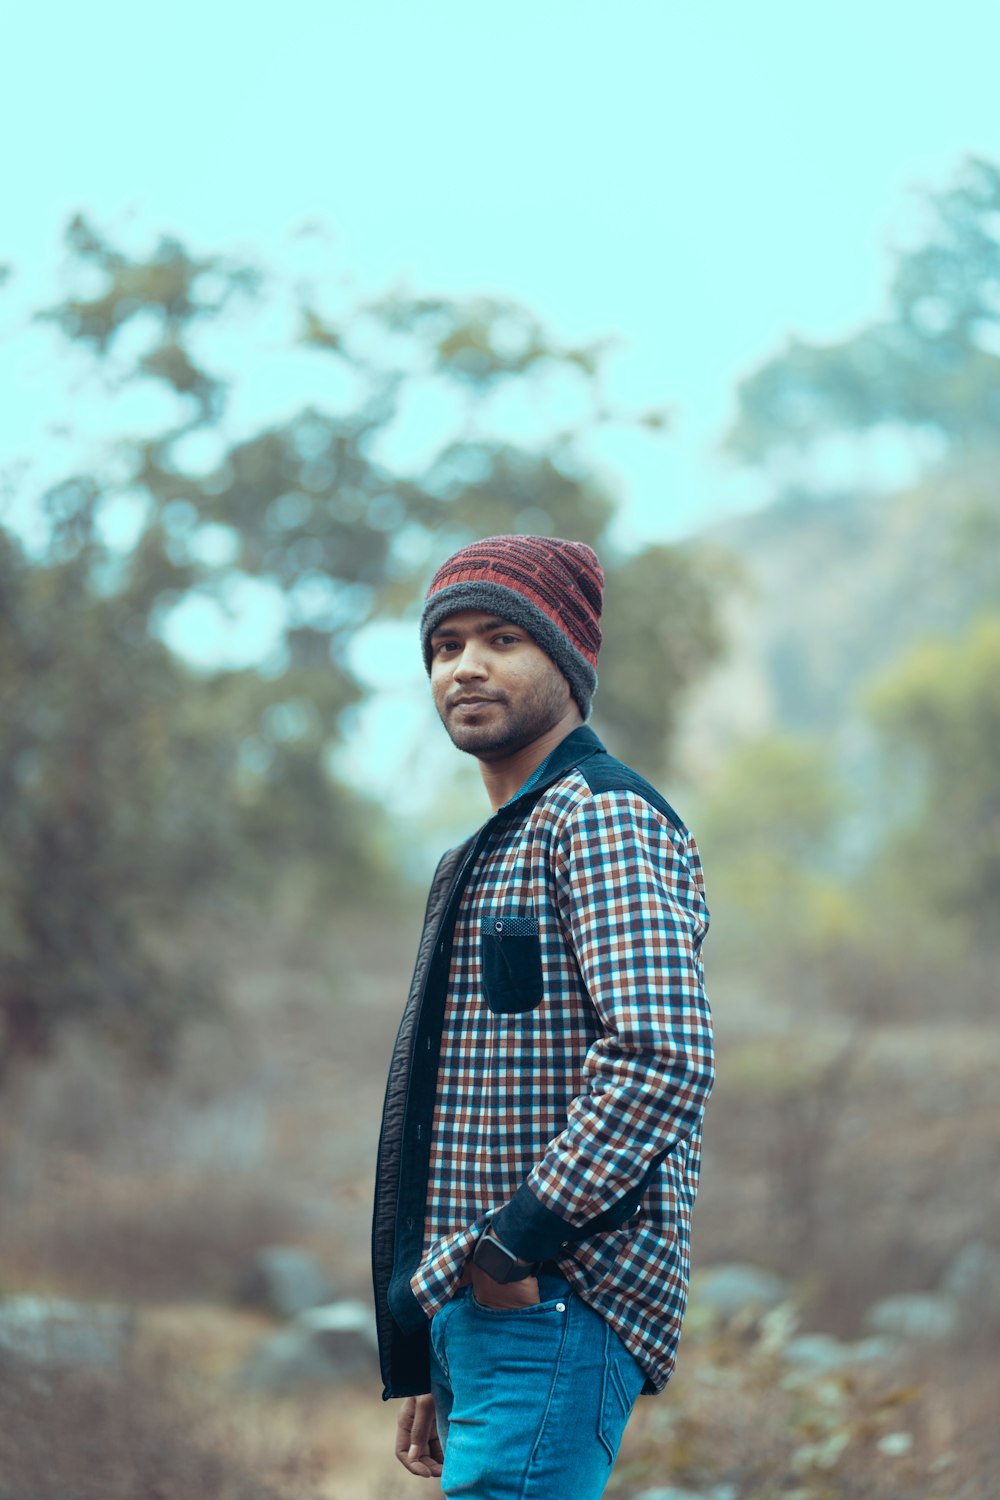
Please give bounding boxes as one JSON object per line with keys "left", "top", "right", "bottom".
{"left": 1, "top": 916, "right": 997, "bottom": 1498}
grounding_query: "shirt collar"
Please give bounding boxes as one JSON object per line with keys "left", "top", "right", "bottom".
{"left": 496, "top": 725, "right": 607, "bottom": 817}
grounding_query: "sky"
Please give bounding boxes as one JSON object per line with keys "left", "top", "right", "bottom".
{"left": 4, "top": 0, "right": 1000, "bottom": 804}
{"left": 6, "top": 1, "right": 1000, "bottom": 534}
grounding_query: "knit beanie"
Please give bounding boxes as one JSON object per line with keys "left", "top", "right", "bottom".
{"left": 420, "top": 534, "right": 604, "bottom": 718}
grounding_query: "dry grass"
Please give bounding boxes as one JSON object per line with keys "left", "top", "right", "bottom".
{"left": 0, "top": 1359, "right": 323, "bottom": 1500}
{"left": 695, "top": 1021, "right": 1000, "bottom": 1336}
{"left": 5, "top": 1303, "right": 994, "bottom": 1500}
{"left": 612, "top": 1336, "right": 1000, "bottom": 1500}
{"left": 0, "top": 1166, "right": 304, "bottom": 1302}
{"left": 1, "top": 929, "right": 997, "bottom": 1499}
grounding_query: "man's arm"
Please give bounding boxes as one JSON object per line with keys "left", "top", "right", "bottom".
{"left": 491, "top": 789, "right": 714, "bottom": 1260}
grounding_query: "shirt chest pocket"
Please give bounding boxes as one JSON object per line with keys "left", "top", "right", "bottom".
{"left": 480, "top": 914, "right": 544, "bottom": 1015}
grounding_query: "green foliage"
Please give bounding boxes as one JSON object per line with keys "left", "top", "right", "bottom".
{"left": 29, "top": 212, "right": 720, "bottom": 727}
{"left": 727, "top": 155, "right": 1000, "bottom": 464}
{"left": 695, "top": 735, "right": 860, "bottom": 983}
{"left": 37, "top": 214, "right": 260, "bottom": 419}
{"left": 34, "top": 220, "right": 632, "bottom": 658}
{"left": 706, "top": 157, "right": 1000, "bottom": 1025}
{"left": 0, "top": 523, "right": 221, "bottom": 1074}
{"left": 366, "top": 292, "right": 612, "bottom": 389}
{"left": 864, "top": 614, "right": 1000, "bottom": 945}
{"left": 595, "top": 544, "right": 729, "bottom": 778}
{"left": 695, "top": 604, "right": 1000, "bottom": 1024}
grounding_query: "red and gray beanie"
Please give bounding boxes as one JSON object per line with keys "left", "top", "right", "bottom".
{"left": 420, "top": 534, "right": 604, "bottom": 718}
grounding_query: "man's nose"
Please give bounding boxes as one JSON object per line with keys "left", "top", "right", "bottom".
{"left": 452, "top": 643, "right": 488, "bottom": 678}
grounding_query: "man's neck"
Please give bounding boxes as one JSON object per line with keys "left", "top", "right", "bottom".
{"left": 477, "top": 708, "right": 583, "bottom": 813}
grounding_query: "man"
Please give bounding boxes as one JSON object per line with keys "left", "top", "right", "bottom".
{"left": 372, "top": 534, "right": 714, "bottom": 1499}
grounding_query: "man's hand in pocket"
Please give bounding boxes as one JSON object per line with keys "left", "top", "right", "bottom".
{"left": 468, "top": 1262, "right": 541, "bottom": 1310}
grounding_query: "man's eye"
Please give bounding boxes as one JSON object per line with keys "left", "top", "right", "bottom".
{"left": 494, "top": 633, "right": 519, "bottom": 646}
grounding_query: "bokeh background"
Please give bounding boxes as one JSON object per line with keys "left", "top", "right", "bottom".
{"left": 2, "top": 4, "right": 998, "bottom": 1497}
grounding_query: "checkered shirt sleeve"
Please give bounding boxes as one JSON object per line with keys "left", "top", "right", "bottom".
{"left": 519, "top": 789, "right": 712, "bottom": 1227}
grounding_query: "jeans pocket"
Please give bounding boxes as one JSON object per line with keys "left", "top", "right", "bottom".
{"left": 597, "top": 1322, "right": 645, "bottom": 1463}
{"left": 469, "top": 1291, "right": 568, "bottom": 1316}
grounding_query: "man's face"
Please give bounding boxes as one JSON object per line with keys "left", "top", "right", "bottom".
{"left": 429, "top": 610, "right": 574, "bottom": 760}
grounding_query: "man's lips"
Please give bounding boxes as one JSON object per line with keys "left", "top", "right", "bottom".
{"left": 448, "top": 695, "right": 504, "bottom": 710}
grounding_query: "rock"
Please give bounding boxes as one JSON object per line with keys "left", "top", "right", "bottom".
{"left": 864, "top": 1292, "right": 960, "bottom": 1343}
{"left": 940, "top": 1242, "right": 1000, "bottom": 1327}
{"left": 237, "top": 1298, "right": 378, "bottom": 1393}
{"left": 234, "top": 1246, "right": 337, "bottom": 1319}
{"left": 840, "top": 1335, "right": 897, "bottom": 1365}
{"left": 782, "top": 1332, "right": 896, "bottom": 1376}
{"left": 690, "top": 1264, "right": 790, "bottom": 1321}
{"left": 634, "top": 1487, "right": 736, "bottom": 1500}
{"left": 782, "top": 1333, "right": 856, "bottom": 1372}
{"left": 876, "top": 1431, "right": 914, "bottom": 1457}
{"left": 0, "top": 1297, "right": 133, "bottom": 1373}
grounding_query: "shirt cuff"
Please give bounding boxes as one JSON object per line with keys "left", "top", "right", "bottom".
{"left": 490, "top": 1182, "right": 574, "bottom": 1263}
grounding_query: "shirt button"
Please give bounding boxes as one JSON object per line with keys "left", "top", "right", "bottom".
{"left": 556, "top": 1302, "right": 566, "bottom": 1312}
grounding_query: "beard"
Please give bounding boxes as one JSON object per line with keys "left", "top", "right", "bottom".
{"left": 437, "top": 673, "right": 570, "bottom": 760}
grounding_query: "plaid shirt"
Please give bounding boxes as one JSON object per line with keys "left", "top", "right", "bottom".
{"left": 372, "top": 726, "right": 713, "bottom": 1397}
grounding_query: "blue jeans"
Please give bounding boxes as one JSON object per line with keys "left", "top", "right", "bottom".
{"left": 429, "top": 1274, "right": 646, "bottom": 1499}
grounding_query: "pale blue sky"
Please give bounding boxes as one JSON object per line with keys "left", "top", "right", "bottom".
{"left": 4, "top": 1, "right": 1000, "bottom": 805}
{"left": 5, "top": 0, "right": 1000, "bottom": 543}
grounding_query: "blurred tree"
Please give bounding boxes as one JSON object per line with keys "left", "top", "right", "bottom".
{"left": 595, "top": 543, "right": 728, "bottom": 776}
{"left": 32, "top": 217, "right": 725, "bottom": 763}
{"left": 695, "top": 735, "right": 859, "bottom": 992}
{"left": 694, "top": 735, "right": 869, "bottom": 1253}
{"left": 0, "top": 216, "right": 722, "bottom": 1082}
{"left": 864, "top": 614, "right": 1000, "bottom": 951}
{"left": 0, "top": 499, "right": 372, "bottom": 1081}
{"left": 0, "top": 517, "right": 217, "bottom": 1077}
{"left": 33, "top": 218, "right": 683, "bottom": 665}
{"left": 726, "top": 156, "right": 1000, "bottom": 466}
